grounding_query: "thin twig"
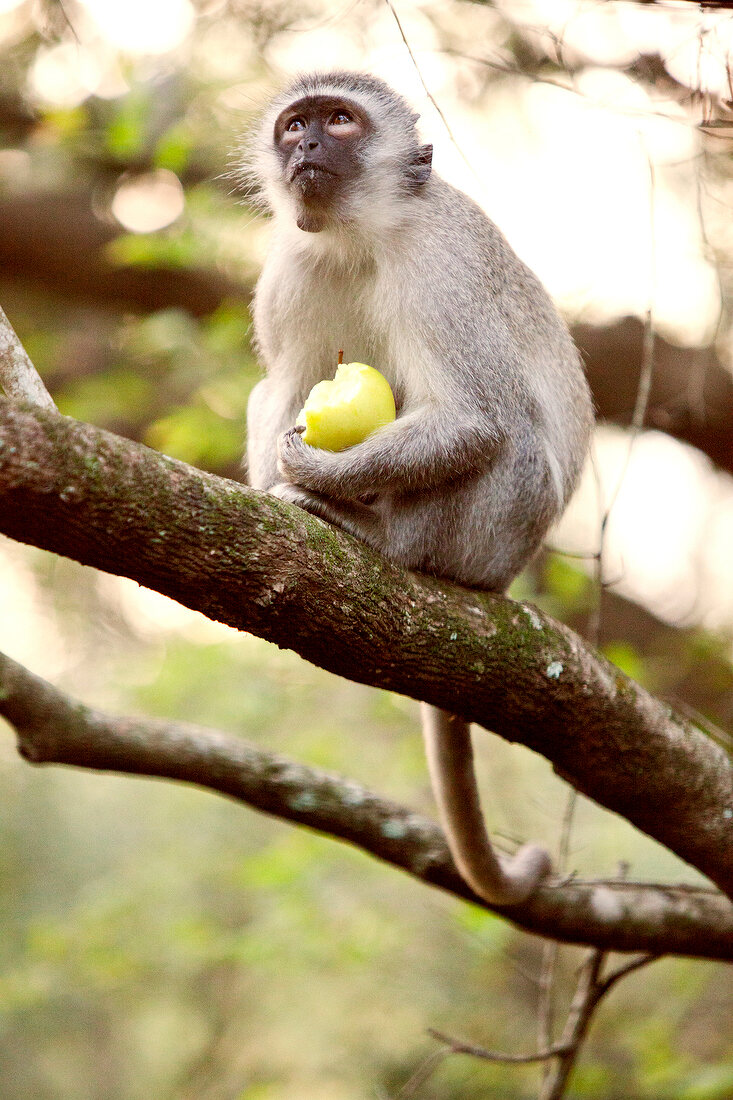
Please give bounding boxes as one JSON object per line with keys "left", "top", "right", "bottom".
{"left": 598, "top": 953, "right": 661, "bottom": 998}
{"left": 56, "top": 0, "right": 80, "bottom": 42}
{"left": 586, "top": 148, "right": 657, "bottom": 643}
{"left": 0, "top": 307, "right": 57, "bottom": 411}
{"left": 429, "top": 946, "right": 665, "bottom": 1100}
{"left": 566, "top": 877, "right": 721, "bottom": 894}
{"left": 539, "top": 948, "right": 663, "bottom": 1100}
{"left": 395, "top": 1047, "right": 451, "bottom": 1097}
{"left": 537, "top": 941, "right": 558, "bottom": 1069}
{"left": 538, "top": 949, "right": 606, "bottom": 1100}
{"left": 631, "top": 306, "right": 656, "bottom": 433}
{"left": 427, "top": 1029, "right": 573, "bottom": 1064}
{"left": 384, "top": 0, "right": 482, "bottom": 187}
{"left": 538, "top": 785, "right": 578, "bottom": 1090}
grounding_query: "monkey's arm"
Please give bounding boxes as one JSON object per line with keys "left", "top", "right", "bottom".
{"left": 277, "top": 406, "right": 503, "bottom": 499}
{"left": 246, "top": 377, "right": 304, "bottom": 490}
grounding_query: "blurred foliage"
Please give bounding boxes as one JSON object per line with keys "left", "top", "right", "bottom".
{"left": 0, "top": 1, "right": 732, "bottom": 1099}
{"left": 52, "top": 302, "right": 257, "bottom": 475}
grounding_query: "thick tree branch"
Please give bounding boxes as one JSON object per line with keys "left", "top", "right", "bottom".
{"left": 0, "top": 650, "right": 731, "bottom": 961}
{"left": 575, "top": 317, "right": 733, "bottom": 478}
{"left": 0, "top": 398, "right": 731, "bottom": 903}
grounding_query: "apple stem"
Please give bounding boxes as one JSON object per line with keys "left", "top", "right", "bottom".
{"left": 338, "top": 349, "right": 344, "bottom": 365}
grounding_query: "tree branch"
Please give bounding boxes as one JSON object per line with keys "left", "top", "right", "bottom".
{"left": 539, "top": 949, "right": 662, "bottom": 1099}
{"left": 575, "top": 317, "right": 733, "bottom": 478}
{"left": 0, "top": 649, "right": 731, "bottom": 961}
{"left": 0, "top": 306, "right": 57, "bottom": 410}
{"left": 538, "top": 949, "right": 607, "bottom": 1100}
{"left": 427, "top": 1029, "right": 573, "bottom": 1064}
{"left": 0, "top": 398, "right": 731, "bottom": 900}
{"left": 425, "top": 946, "right": 663, "bottom": 1097}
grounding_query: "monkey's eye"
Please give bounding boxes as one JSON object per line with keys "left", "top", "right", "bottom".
{"left": 285, "top": 117, "right": 306, "bottom": 132}
{"left": 330, "top": 110, "right": 354, "bottom": 125}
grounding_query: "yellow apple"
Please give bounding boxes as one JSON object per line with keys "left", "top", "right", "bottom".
{"left": 296, "top": 361, "right": 396, "bottom": 451}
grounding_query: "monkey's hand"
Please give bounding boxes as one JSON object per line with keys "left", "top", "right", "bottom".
{"left": 276, "top": 425, "right": 365, "bottom": 501}
{"left": 277, "top": 410, "right": 502, "bottom": 500}
{"left": 278, "top": 425, "right": 306, "bottom": 449}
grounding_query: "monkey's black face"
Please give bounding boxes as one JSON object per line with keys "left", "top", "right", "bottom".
{"left": 273, "top": 95, "right": 371, "bottom": 231}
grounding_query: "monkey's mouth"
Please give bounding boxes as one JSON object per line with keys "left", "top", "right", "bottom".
{"left": 290, "top": 161, "right": 340, "bottom": 211}
{"left": 290, "top": 161, "right": 336, "bottom": 183}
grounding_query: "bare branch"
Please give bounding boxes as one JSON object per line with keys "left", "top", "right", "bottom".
{"left": 428, "top": 921, "right": 662, "bottom": 1098}
{"left": 538, "top": 786, "right": 580, "bottom": 1074}
{"left": 395, "top": 1048, "right": 451, "bottom": 1098}
{"left": 539, "top": 948, "right": 663, "bottom": 1099}
{"left": 0, "top": 650, "right": 731, "bottom": 961}
{"left": 598, "top": 952, "right": 661, "bottom": 998}
{"left": 539, "top": 949, "right": 607, "bottom": 1100}
{"left": 427, "top": 1029, "right": 573, "bottom": 1064}
{"left": 0, "top": 307, "right": 57, "bottom": 411}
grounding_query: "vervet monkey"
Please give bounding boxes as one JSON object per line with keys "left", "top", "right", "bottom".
{"left": 243, "top": 72, "right": 593, "bottom": 905}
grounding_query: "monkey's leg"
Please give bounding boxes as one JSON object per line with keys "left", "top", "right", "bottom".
{"left": 421, "top": 704, "right": 552, "bottom": 905}
{"left": 269, "top": 482, "right": 385, "bottom": 545}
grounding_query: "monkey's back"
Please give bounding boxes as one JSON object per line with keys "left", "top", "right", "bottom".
{"left": 404, "top": 176, "right": 592, "bottom": 504}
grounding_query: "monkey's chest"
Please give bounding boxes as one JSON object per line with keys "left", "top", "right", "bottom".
{"left": 266, "top": 270, "right": 397, "bottom": 390}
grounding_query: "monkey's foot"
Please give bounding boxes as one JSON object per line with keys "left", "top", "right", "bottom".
{"left": 268, "top": 482, "right": 383, "bottom": 544}
{"left": 268, "top": 481, "right": 313, "bottom": 509}
{"left": 269, "top": 482, "right": 347, "bottom": 525}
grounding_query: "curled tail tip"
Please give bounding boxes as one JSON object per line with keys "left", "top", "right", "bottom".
{"left": 497, "top": 843, "right": 553, "bottom": 906}
{"left": 467, "top": 843, "right": 552, "bottom": 907}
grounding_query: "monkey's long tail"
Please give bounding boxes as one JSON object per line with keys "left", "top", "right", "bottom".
{"left": 420, "top": 704, "right": 552, "bottom": 906}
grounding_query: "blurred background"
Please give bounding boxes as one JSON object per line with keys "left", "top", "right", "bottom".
{"left": 1, "top": 0, "right": 733, "bottom": 1096}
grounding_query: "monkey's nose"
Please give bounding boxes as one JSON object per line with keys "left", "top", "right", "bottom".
{"left": 306, "top": 140, "right": 320, "bottom": 151}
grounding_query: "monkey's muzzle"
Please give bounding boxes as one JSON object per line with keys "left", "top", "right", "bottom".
{"left": 291, "top": 161, "right": 338, "bottom": 202}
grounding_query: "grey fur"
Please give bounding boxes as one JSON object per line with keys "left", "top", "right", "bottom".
{"left": 244, "top": 73, "right": 593, "bottom": 905}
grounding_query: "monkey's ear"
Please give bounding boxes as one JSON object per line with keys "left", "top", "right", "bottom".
{"left": 408, "top": 143, "right": 433, "bottom": 187}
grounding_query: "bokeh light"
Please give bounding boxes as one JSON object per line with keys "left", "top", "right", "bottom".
{"left": 111, "top": 170, "right": 185, "bottom": 233}
{"left": 79, "top": 0, "right": 195, "bottom": 55}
